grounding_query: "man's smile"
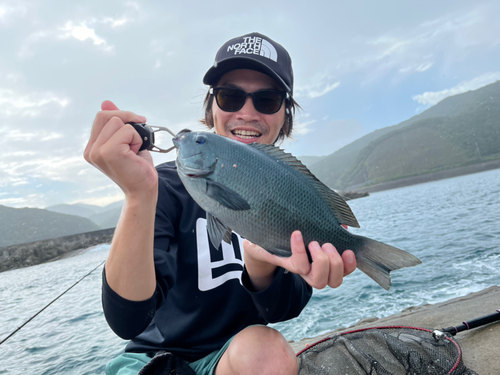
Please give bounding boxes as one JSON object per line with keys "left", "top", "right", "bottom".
{"left": 231, "top": 129, "right": 262, "bottom": 139}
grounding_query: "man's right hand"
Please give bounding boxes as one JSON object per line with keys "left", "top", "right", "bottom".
{"left": 84, "top": 100, "right": 158, "bottom": 301}
{"left": 84, "top": 100, "right": 158, "bottom": 197}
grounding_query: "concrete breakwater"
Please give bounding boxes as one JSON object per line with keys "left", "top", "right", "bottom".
{"left": 0, "top": 228, "right": 115, "bottom": 273}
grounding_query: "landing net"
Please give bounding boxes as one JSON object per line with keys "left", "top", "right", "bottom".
{"left": 297, "top": 326, "right": 477, "bottom": 375}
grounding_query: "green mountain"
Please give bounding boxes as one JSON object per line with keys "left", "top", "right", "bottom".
{"left": 45, "top": 203, "right": 97, "bottom": 218}
{"left": 0, "top": 205, "right": 101, "bottom": 247}
{"left": 46, "top": 201, "right": 123, "bottom": 228}
{"left": 309, "top": 81, "right": 500, "bottom": 190}
{"left": 89, "top": 207, "right": 122, "bottom": 229}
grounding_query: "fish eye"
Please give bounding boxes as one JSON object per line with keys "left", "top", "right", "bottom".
{"left": 196, "top": 136, "right": 206, "bottom": 145}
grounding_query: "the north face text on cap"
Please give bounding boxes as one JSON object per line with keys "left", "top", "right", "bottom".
{"left": 227, "top": 36, "right": 278, "bottom": 62}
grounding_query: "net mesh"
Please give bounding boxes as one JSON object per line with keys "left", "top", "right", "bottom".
{"left": 297, "top": 326, "right": 478, "bottom": 375}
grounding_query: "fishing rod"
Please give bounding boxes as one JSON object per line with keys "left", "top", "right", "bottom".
{"left": 436, "top": 309, "right": 500, "bottom": 336}
{"left": 0, "top": 259, "right": 106, "bottom": 346}
{"left": 1, "top": 125, "right": 177, "bottom": 346}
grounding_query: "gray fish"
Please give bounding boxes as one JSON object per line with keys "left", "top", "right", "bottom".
{"left": 172, "top": 130, "right": 421, "bottom": 290}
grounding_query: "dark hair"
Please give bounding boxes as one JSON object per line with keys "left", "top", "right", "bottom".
{"left": 200, "top": 89, "right": 300, "bottom": 144}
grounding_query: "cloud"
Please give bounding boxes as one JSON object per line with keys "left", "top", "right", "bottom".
{"left": 307, "top": 82, "right": 341, "bottom": 99}
{"left": 41, "top": 132, "right": 65, "bottom": 141}
{"left": 20, "top": 14, "right": 127, "bottom": 57}
{"left": 0, "top": 174, "right": 29, "bottom": 188}
{"left": 0, "top": 3, "right": 27, "bottom": 24}
{"left": 75, "top": 192, "right": 125, "bottom": 207}
{"left": 283, "top": 119, "right": 367, "bottom": 157}
{"left": 293, "top": 119, "right": 316, "bottom": 136}
{"left": 0, "top": 196, "right": 31, "bottom": 206}
{"left": 0, "top": 88, "right": 69, "bottom": 117}
{"left": 295, "top": 78, "right": 341, "bottom": 99}
{"left": 60, "top": 21, "right": 106, "bottom": 46}
{"left": 413, "top": 72, "right": 500, "bottom": 106}
{"left": 415, "top": 62, "right": 434, "bottom": 72}
{"left": 101, "top": 17, "right": 128, "bottom": 28}
{"left": 18, "top": 30, "right": 51, "bottom": 58}
{"left": 347, "top": 3, "right": 499, "bottom": 84}
{"left": 0, "top": 193, "right": 49, "bottom": 208}
{"left": 399, "top": 62, "right": 435, "bottom": 74}
{"left": 1, "top": 1, "right": 499, "bottom": 209}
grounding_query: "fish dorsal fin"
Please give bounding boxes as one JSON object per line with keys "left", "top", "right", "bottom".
{"left": 249, "top": 143, "right": 360, "bottom": 228}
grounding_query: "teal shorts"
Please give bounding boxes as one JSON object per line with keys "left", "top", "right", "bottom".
{"left": 105, "top": 338, "right": 232, "bottom": 375}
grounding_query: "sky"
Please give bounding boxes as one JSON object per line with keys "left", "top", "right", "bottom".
{"left": 1, "top": 0, "right": 499, "bottom": 209}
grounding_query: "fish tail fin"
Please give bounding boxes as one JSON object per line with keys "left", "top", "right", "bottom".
{"left": 355, "top": 237, "right": 421, "bottom": 290}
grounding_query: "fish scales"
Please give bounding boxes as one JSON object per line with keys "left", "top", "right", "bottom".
{"left": 173, "top": 131, "right": 421, "bottom": 290}
{"left": 191, "top": 136, "right": 359, "bottom": 254}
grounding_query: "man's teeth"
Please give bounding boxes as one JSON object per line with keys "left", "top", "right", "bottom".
{"left": 232, "top": 130, "right": 261, "bottom": 139}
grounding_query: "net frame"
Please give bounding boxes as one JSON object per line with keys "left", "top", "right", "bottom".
{"left": 296, "top": 325, "right": 476, "bottom": 375}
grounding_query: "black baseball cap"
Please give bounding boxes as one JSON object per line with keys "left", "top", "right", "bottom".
{"left": 203, "top": 32, "right": 294, "bottom": 95}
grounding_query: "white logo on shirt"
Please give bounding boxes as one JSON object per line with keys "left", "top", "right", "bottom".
{"left": 196, "top": 218, "right": 245, "bottom": 291}
{"left": 226, "top": 36, "right": 278, "bottom": 62}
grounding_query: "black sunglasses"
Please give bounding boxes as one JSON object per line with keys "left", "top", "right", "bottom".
{"left": 211, "top": 87, "right": 288, "bottom": 115}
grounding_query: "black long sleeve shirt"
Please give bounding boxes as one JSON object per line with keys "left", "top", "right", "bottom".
{"left": 102, "top": 161, "right": 312, "bottom": 362}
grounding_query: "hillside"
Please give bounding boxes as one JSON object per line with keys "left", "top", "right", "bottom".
{"left": 309, "top": 81, "right": 500, "bottom": 189}
{"left": 46, "top": 201, "right": 123, "bottom": 228}
{"left": 89, "top": 206, "right": 122, "bottom": 228}
{"left": 46, "top": 203, "right": 97, "bottom": 218}
{"left": 0, "top": 205, "right": 101, "bottom": 248}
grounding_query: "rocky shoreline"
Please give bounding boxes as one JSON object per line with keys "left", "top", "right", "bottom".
{"left": 0, "top": 228, "right": 115, "bottom": 273}
{"left": 349, "top": 159, "right": 500, "bottom": 194}
{"left": 291, "top": 286, "right": 500, "bottom": 374}
{"left": 338, "top": 190, "right": 370, "bottom": 200}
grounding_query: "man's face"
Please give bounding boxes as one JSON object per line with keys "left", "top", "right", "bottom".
{"left": 212, "top": 69, "right": 286, "bottom": 145}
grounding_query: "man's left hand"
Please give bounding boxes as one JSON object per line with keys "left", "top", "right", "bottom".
{"left": 243, "top": 230, "right": 357, "bottom": 290}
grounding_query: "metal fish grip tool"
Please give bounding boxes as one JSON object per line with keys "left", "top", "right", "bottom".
{"left": 296, "top": 310, "right": 500, "bottom": 375}
{"left": 127, "top": 122, "right": 178, "bottom": 153}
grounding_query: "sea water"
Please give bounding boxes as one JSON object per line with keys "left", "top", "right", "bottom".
{"left": 1, "top": 168, "right": 499, "bottom": 374}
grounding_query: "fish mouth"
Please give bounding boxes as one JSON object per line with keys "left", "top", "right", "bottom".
{"left": 179, "top": 168, "right": 212, "bottom": 178}
{"left": 172, "top": 129, "right": 193, "bottom": 148}
{"left": 176, "top": 155, "right": 217, "bottom": 178}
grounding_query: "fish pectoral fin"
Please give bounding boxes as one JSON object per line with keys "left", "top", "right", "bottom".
{"left": 206, "top": 179, "right": 251, "bottom": 211}
{"left": 207, "top": 213, "right": 233, "bottom": 249}
{"left": 223, "top": 229, "right": 233, "bottom": 244}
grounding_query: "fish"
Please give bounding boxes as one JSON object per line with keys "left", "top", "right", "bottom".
{"left": 172, "top": 130, "right": 421, "bottom": 290}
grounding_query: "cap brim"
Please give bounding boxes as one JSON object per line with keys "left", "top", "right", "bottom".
{"left": 203, "top": 57, "right": 291, "bottom": 93}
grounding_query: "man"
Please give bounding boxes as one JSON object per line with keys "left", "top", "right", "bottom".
{"left": 84, "top": 32, "right": 356, "bottom": 375}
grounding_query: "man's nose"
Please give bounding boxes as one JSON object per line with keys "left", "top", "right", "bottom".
{"left": 235, "top": 97, "right": 261, "bottom": 121}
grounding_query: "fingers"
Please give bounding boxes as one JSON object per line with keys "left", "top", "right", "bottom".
{"left": 289, "top": 231, "right": 312, "bottom": 275}
{"left": 321, "top": 243, "right": 344, "bottom": 288}
{"left": 99, "top": 121, "right": 144, "bottom": 161}
{"left": 85, "top": 104, "right": 146, "bottom": 160}
{"left": 101, "top": 100, "right": 119, "bottom": 111}
{"left": 92, "top": 117, "right": 141, "bottom": 155}
{"left": 243, "top": 229, "right": 358, "bottom": 291}
{"left": 342, "top": 250, "right": 357, "bottom": 276}
{"left": 83, "top": 100, "right": 158, "bottom": 196}
{"left": 305, "top": 242, "right": 330, "bottom": 289}
{"left": 243, "top": 240, "right": 281, "bottom": 291}
{"left": 288, "top": 233, "right": 357, "bottom": 290}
